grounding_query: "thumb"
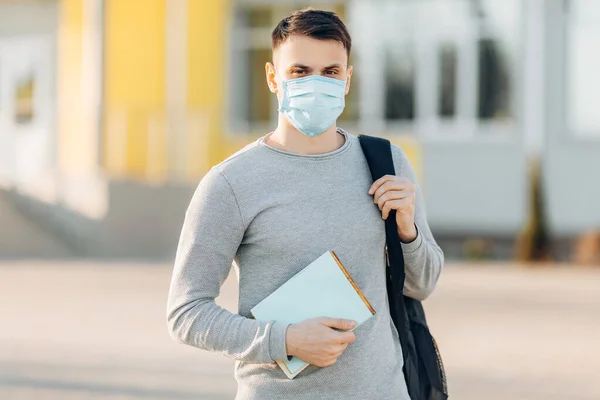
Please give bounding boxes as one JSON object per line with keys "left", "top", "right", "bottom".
{"left": 319, "top": 317, "right": 357, "bottom": 330}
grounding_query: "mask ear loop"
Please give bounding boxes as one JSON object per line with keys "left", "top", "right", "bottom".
{"left": 273, "top": 67, "right": 286, "bottom": 91}
{"left": 273, "top": 69, "right": 287, "bottom": 113}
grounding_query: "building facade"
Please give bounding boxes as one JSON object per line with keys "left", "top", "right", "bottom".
{"left": 0, "top": 0, "right": 598, "bottom": 257}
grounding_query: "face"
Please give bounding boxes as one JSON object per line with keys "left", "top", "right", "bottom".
{"left": 266, "top": 35, "right": 353, "bottom": 102}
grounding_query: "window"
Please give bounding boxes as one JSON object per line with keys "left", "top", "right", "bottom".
{"left": 385, "top": 44, "right": 415, "bottom": 121}
{"left": 477, "top": 38, "right": 510, "bottom": 120}
{"left": 350, "top": 0, "right": 520, "bottom": 135}
{"left": 230, "top": 2, "right": 358, "bottom": 133}
{"left": 475, "top": 0, "right": 518, "bottom": 122}
{"left": 566, "top": 0, "right": 600, "bottom": 137}
{"left": 438, "top": 43, "right": 457, "bottom": 118}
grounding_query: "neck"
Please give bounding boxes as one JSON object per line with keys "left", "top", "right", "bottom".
{"left": 266, "top": 115, "right": 346, "bottom": 155}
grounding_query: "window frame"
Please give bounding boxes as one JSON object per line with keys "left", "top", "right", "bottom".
{"left": 352, "top": 0, "right": 523, "bottom": 141}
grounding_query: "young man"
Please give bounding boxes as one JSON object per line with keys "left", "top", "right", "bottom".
{"left": 167, "top": 8, "right": 443, "bottom": 400}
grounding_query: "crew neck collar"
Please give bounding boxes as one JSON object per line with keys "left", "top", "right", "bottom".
{"left": 258, "top": 128, "right": 353, "bottom": 160}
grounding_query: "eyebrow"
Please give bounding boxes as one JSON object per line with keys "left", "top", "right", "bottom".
{"left": 322, "top": 63, "right": 343, "bottom": 71}
{"left": 289, "top": 64, "right": 312, "bottom": 71}
{"left": 288, "top": 63, "right": 343, "bottom": 72}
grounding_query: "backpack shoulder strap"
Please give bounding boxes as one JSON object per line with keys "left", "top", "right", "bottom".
{"left": 357, "top": 133, "right": 406, "bottom": 285}
{"left": 357, "top": 134, "right": 396, "bottom": 179}
{"left": 358, "top": 133, "right": 411, "bottom": 353}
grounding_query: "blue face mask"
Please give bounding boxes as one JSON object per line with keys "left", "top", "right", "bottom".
{"left": 278, "top": 74, "right": 347, "bottom": 137}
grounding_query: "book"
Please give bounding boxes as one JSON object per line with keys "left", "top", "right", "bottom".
{"left": 250, "top": 250, "right": 376, "bottom": 379}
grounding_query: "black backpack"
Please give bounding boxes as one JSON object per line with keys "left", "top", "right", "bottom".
{"left": 358, "top": 134, "right": 449, "bottom": 400}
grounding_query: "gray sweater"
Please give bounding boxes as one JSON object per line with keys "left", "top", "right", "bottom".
{"left": 166, "top": 129, "right": 444, "bottom": 400}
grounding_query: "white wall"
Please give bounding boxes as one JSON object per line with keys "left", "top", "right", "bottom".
{"left": 544, "top": 0, "right": 600, "bottom": 236}
{"left": 0, "top": 1, "right": 58, "bottom": 199}
{"left": 0, "top": 36, "right": 57, "bottom": 197}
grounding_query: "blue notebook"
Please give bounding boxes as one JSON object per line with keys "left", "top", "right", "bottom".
{"left": 250, "top": 251, "right": 376, "bottom": 379}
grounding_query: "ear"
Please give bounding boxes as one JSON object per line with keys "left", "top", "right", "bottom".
{"left": 266, "top": 62, "right": 278, "bottom": 94}
{"left": 345, "top": 65, "right": 353, "bottom": 95}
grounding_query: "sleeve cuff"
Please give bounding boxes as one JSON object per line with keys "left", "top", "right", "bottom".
{"left": 401, "top": 224, "right": 424, "bottom": 253}
{"left": 269, "top": 321, "right": 290, "bottom": 362}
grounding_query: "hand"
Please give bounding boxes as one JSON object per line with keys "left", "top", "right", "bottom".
{"left": 369, "top": 175, "right": 417, "bottom": 242}
{"left": 285, "top": 317, "right": 356, "bottom": 368}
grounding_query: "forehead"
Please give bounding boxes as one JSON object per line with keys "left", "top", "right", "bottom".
{"left": 273, "top": 35, "right": 348, "bottom": 68}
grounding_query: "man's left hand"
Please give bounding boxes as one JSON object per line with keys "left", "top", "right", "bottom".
{"left": 368, "top": 175, "right": 417, "bottom": 243}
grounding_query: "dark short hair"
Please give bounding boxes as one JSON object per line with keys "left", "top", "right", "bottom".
{"left": 271, "top": 8, "right": 351, "bottom": 58}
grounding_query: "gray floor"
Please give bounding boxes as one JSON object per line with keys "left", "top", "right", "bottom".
{"left": 1, "top": 261, "right": 599, "bottom": 400}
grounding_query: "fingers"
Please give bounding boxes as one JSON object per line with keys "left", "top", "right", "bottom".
{"left": 368, "top": 174, "right": 395, "bottom": 195}
{"left": 375, "top": 188, "right": 413, "bottom": 210}
{"left": 314, "top": 332, "right": 355, "bottom": 368}
{"left": 319, "top": 317, "right": 356, "bottom": 331}
{"left": 381, "top": 198, "right": 413, "bottom": 220}
{"left": 319, "top": 343, "right": 349, "bottom": 368}
{"left": 339, "top": 331, "right": 356, "bottom": 344}
{"left": 318, "top": 317, "right": 357, "bottom": 343}
{"left": 374, "top": 179, "right": 412, "bottom": 198}
{"left": 327, "top": 342, "right": 349, "bottom": 356}
{"left": 330, "top": 330, "right": 356, "bottom": 345}
{"left": 372, "top": 179, "right": 415, "bottom": 206}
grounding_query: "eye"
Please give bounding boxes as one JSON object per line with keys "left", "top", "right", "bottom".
{"left": 292, "top": 69, "right": 307, "bottom": 75}
{"left": 325, "top": 70, "right": 339, "bottom": 76}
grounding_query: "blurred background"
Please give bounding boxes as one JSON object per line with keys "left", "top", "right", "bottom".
{"left": 0, "top": 0, "right": 599, "bottom": 399}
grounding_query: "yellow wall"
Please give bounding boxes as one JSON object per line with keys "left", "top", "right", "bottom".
{"left": 388, "top": 136, "right": 421, "bottom": 181}
{"left": 103, "top": 0, "right": 166, "bottom": 178}
{"left": 101, "top": 0, "right": 229, "bottom": 181}
{"left": 187, "top": 0, "right": 230, "bottom": 177}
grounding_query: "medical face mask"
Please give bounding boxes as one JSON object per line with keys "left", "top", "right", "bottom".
{"left": 278, "top": 74, "right": 347, "bottom": 137}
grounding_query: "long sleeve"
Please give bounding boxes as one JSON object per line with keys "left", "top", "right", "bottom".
{"left": 166, "top": 166, "right": 290, "bottom": 364}
{"left": 392, "top": 146, "right": 445, "bottom": 301}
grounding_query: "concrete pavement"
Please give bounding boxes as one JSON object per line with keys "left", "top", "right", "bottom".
{"left": 1, "top": 261, "right": 599, "bottom": 400}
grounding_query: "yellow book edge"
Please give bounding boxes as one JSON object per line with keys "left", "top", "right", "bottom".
{"left": 329, "top": 250, "right": 376, "bottom": 316}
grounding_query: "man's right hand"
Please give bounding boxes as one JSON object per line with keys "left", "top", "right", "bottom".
{"left": 284, "top": 317, "right": 357, "bottom": 368}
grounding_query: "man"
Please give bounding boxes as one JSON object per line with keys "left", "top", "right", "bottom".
{"left": 167, "top": 8, "right": 443, "bottom": 400}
